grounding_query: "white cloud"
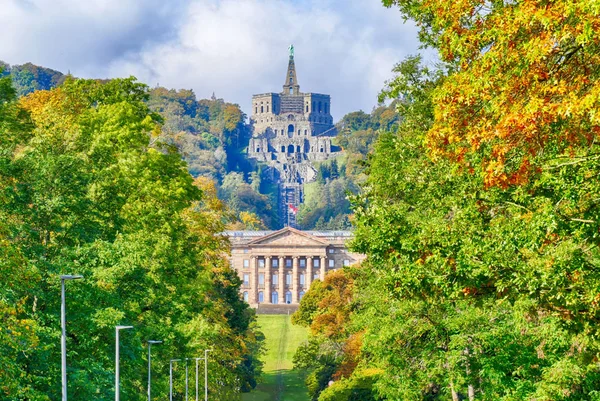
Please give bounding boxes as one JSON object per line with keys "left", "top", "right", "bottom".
{"left": 0, "top": 0, "right": 430, "bottom": 119}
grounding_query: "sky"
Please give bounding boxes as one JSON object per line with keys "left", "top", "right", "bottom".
{"left": 1, "top": 0, "right": 433, "bottom": 120}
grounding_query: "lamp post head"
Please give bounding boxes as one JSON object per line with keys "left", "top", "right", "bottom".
{"left": 148, "top": 340, "right": 163, "bottom": 345}
{"left": 61, "top": 274, "right": 83, "bottom": 280}
{"left": 116, "top": 325, "right": 133, "bottom": 331}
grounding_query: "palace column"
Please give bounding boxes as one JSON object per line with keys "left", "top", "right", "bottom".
{"left": 292, "top": 256, "right": 300, "bottom": 304}
{"left": 265, "top": 256, "right": 272, "bottom": 304}
{"left": 278, "top": 256, "right": 286, "bottom": 304}
{"left": 251, "top": 256, "right": 258, "bottom": 304}
{"left": 306, "top": 256, "right": 313, "bottom": 291}
{"left": 320, "top": 256, "right": 326, "bottom": 281}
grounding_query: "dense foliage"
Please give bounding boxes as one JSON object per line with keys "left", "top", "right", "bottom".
{"left": 383, "top": 0, "right": 600, "bottom": 187}
{"left": 294, "top": 0, "right": 600, "bottom": 398}
{"left": 0, "top": 75, "right": 263, "bottom": 400}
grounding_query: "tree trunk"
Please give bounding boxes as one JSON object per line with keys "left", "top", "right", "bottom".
{"left": 450, "top": 381, "right": 460, "bottom": 401}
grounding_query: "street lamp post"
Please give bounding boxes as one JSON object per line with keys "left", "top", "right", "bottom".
{"left": 204, "top": 349, "right": 212, "bottom": 401}
{"left": 147, "top": 340, "right": 162, "bottom": 401}
{"left": 115, "top": 325, "right": 133, "bottom": 401}
{"left": 194, "top": 357, "right": 205, "bottom": 401}
{"left": 170, "top": 359, "right": 181, "bottom": 401}
{"left": 60, "top": 274, "right": 83, "bottom": 401}
{"left": 185, "top": 358, "right": 189, "bottom": 401}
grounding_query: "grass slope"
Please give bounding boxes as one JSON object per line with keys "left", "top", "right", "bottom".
{"left": 243, "top": 315, "right": 309, "bottom": 401}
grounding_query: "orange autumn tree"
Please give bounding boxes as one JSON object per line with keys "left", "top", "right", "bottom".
{"left": 384, "top": 0, "right": 600, "bottom": 186}
{"left": 292, "top": 270, "right": 377, "bottom": 399}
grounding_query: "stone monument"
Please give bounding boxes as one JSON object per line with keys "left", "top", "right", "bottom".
{"left": 248, "top": 46, "right": 338, "bottom": 227}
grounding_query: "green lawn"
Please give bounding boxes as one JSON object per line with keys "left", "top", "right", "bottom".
{"left": 242, "top": 315, "right": 309, "bottom": 401}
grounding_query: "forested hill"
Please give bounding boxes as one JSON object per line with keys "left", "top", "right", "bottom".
{"left": 0, "top": 60, "right": 66, "bottom": 96}
{"left": 0, "top": 61, "right": 400, "bottom": 230}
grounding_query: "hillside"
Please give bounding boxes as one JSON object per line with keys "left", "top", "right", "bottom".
{"left": 0, "top": 61, "right": 399, "bottom": 231}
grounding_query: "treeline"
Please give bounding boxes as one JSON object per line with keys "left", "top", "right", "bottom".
{"left": 293, "top": 0, "right": 600, "bottom": 399}
{"left": 296, "top": 104, "right": 399, "bottom": 230}
{"left": 0, "top": 75, "right": 263, "bottom": 399}
{"left": 0, "top": 61, "right": 66, "bottom": 97}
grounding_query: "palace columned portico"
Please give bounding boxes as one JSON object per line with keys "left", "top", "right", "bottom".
{"left": 225, "top": 227, "right": 364, "bottom": 306}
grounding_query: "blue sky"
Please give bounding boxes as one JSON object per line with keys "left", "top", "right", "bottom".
{"left": 1, "top": 0, "right": 434, "bottom": 119}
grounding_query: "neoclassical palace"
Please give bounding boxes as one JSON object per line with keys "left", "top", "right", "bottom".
{"left": 225, "top": 227, "right": 365, "bottom": 306}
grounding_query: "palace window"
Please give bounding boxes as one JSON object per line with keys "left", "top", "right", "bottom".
{"left": 272, "top": 259, "right": 279, "bottom": 267}
{"left": 299, "top": 259, "right": 306, "bottom": 268}
{"left": 243, "top": 274, "right": 250, "bottom": 286}
{"left": 285, "top": 291, "right": 292, "bottom": 304}
{"left": 281, "top": 146, "right": 286, "bottom": 152}
{"left": 344, "top": 260, "right": 350, "bottom": 267}
{"left": 273, "top": 274, "right": 278, "bottom": 286}
{"left": 267, "top": 105, "right": 269, "bottom": 112}
{"left": 329, "top": 259, "right": 335, "bottom": 268}
{"left": 314, "top": 272, "right": 319, "bottom": 280}
{"left": 243, "top": 259, "right": 250, "bottom": 268}
{"left": 258, "top": 259, "right": 265, "bottom": 268}
{"left": 300, "top": 273, "right": 305, "bottom": 285}
{"left": 272, "top": 291, "right": 278, "bottom": 304}
{"left": 261, "top": 106, "right": 264, "bottom": 113}
{"left": 313, "top": 259, "right": 320, "bottom": 267}
{"left": 243, "top": 291, "right": 249, "bottom": 302}
{"left": 286, "top": 273, "right": 292, "bottom": 285}
{"left": 258, "top": 291, "right": 264, "bottom": 303}
{"left": 318, "top": 101, "right": 322, "bottom": 113}
{"left": 328, "top": 248, "right": 335, "bottom": 254}
{"left": 299, "top": 291, "right": 305, "bottom": 301}
{"left": 258, "top": 273, "right": 265, "bottom": 285}
{"left": 286, "top": 259, "right": 292, "bottom": 268}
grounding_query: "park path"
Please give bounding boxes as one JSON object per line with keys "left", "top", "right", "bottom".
{"left": 273, "top": 315, "right": 289, "bottom": 400}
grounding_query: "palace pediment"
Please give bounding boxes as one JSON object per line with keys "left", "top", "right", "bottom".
{"left": 247, "top": 227, "right": 328, "bottom": 247}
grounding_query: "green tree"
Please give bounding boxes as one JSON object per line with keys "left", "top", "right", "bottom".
{"left": 0, "top": 77, "right": 262, "bottom": 399}
{"left": 348, "top": 53, "right": 600, "bottom": 399}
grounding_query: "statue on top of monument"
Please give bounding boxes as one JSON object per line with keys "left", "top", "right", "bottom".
{"left": 288, "top": 44, "right": 294, "bottom": 58}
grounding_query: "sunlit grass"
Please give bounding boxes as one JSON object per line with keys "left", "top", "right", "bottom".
{"left": 242, "top": 315, "right": 309, "bottom": 401}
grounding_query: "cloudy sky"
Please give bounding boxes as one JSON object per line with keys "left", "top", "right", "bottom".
{"left": 1, "top": 0, "right": 433, "bottom": 119}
